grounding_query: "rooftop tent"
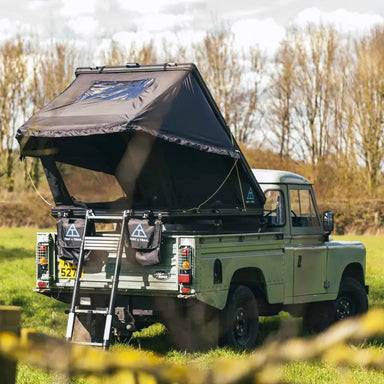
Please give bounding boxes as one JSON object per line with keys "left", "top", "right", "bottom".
{"left": 17, "top": 63, "right": 265, "bottom": 215}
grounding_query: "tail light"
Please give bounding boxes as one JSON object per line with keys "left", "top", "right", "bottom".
{"left": 36, "top": 240, "right": 49, "bottom": 284}
{"left": 178, "top": 245, "right": 192, "bottom": 285}
{"left": 36, "top": 242, "right": 49, "bottom": 264}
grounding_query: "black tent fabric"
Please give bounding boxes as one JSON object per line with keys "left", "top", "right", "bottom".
{"left": 17, "top": 63, "right": 265, "bottom": 214}
{"left": 17, "top": 64, "right": 238, "bottom": 161}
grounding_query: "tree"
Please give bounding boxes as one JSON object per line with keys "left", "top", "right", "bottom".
{"left": 330, "top": 36, "right": 360, "bottom": 190}
{"left": 350, "top": 27, "right": 384, "bottom": 194}
{"left": 268, "top": 37, "right": 298, "bottom": 160}
{"left": 0, "top": 39, "right": 28, "bottom": 192}
{"left": 101, "top": 40, "right": 157, "bottom": 66}
{"left": 24, "top": 42, "right": 78, "bottom": 189}
{"left": 292, "top": 24, "right": 339, "bottom": 166}
{"left": 194, "top": 30, "right": 266, "bottom": 145}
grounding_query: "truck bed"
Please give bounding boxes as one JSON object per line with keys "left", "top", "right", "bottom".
{"left": 36, "top": 230, "right": 285, "bottom": 310}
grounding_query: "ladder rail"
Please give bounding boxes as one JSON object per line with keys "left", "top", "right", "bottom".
{"left": 65, "top": 209, "right": 91, "bottom": 341}
{"left": 102, "top": 210, "right": 129, "bottom": 350}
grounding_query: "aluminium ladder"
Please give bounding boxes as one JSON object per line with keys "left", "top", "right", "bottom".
{"left": 65, "top": 209, "right": 130, "bottom": 350}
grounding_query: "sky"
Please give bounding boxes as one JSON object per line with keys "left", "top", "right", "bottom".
{"left": 0, "top": 0, "right": 384, "bottom": 59}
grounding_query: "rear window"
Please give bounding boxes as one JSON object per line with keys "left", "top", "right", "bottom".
{"left": 77, "top": 79, "right": 154, "bottom": 101}
{"left": 264, "top": 189, "right": 286, "bottom": 226}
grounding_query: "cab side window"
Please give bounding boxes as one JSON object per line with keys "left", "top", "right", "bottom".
{"left": 289, "top": 189, "right": 320, "bottom": 227}
{"left": 264, "top": 190, "right": 285, "bottom": 226}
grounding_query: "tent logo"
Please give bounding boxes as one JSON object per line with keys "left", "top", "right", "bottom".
{"left": 246, "top": 187, "right": 255, "bottom": 201}
{"left": 65, "top": 224, "right": 80, "bottom": 238}
{"left": 131, "top": 224, "right": 147, "bottom": 239}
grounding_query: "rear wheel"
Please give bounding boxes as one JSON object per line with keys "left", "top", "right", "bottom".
{"left": 220, "top": 285, "right": 259, "bottom": 349}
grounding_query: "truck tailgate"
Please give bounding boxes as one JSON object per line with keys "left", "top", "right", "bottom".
{"left": 55, "top": 233, "right": 179, "bottom": 292}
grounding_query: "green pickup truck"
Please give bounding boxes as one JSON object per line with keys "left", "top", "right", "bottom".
{"left": 18, "top": 63, "right": 368, "bottom": 350}
{"left": 33, "top": 168, "right": 368, "bottom": 349}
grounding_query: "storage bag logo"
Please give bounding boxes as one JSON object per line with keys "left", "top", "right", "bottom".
{"left": 65, "top": 224, "right": 81, "bottom": 241}
{"left": 130, "top": 224, "right": 148, "bottom": 243}
{"left": 125, "top": 219, "right": 162, "bottom": 266}
{"left": 246, "top": 187, "right": 255, "bottom": 203}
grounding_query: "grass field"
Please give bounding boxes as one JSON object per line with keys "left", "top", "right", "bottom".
{"left": 1, "top": 228, "right": 384, "bottom": 383}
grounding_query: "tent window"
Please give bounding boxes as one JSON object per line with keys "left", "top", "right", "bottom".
{"left": 78, "top": 79, "right": 154, "bottom": 101}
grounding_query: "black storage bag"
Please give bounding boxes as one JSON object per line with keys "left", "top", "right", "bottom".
{"left": 125, "top": 218, "right": 162, "bottom": 266}
{"left": 57, "top": 217, "right": 93, "bottom": 264}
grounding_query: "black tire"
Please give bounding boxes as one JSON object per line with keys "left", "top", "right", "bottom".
{"left": 333, "top": 277, "right": 368, "bottom": 321}
{"left": 303, "top": 277, "right": 368, "bottom": 333}
{"left": 220, "top": 285, "right": 259, "bottom": 349}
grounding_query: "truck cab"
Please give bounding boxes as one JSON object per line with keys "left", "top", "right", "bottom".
{"left": 254, "top": 169, "right": 368, "bottom": 331}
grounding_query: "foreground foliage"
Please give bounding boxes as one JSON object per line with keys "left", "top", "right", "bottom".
{"left": 0, "top": 229, "right": 383, "bottom": 383}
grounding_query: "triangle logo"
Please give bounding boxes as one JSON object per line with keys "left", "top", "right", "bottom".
{"left": 65, "top": 224, "right": 80, "bottom": 238}
{"left": 131, "top": 224, "right": 147, "bottom": 239}
{"left": 246, "top": 187, "right": 255, "bottom": 201}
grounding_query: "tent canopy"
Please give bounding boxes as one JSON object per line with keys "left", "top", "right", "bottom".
{"left": 17, "top": 63, "right": 265, "bottom": 214}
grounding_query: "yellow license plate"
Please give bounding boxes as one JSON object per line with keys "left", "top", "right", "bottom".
{"left": 59, "top": 260, "right": 84, "bottom": 279}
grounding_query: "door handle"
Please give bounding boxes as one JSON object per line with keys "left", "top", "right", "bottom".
{"left": 297, "top": 255, "right": 302, "bottom": 268}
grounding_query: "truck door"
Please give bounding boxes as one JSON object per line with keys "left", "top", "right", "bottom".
{"left": 289, "top": 187, "right": 328, "bottom": 299}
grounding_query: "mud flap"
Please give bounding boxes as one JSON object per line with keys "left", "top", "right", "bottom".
{"left": 158, "top": 299, "right": 219, "bottom": 352}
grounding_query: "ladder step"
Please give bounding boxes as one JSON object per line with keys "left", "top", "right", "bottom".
{"left": 74, "top": 308, "right": 108, "bottom": 315}
{"left": 71, "top": 341, "right": 103, "bottom": 347}
{"left": 79, "top": 278, "right": 113, "bottom": 283}
{"left": 88, "top": 215, "right": 125, "bottom": 221}
{"left": 84, "top": 236, "right": 120, "bottom": 251}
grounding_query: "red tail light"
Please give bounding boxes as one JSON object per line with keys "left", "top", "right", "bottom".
{"left": 178, "top": 273, "right": 191, "bottom": 284}
{"left": 39, "top": 245, "right": 47, "bottom": 252}
{"left": 179, "top": 245, "right": 192, "bottom": 287}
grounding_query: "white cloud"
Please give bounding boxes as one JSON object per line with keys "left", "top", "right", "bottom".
{"left": 0, "top": 18, "right": 17, "bottom": 41}
{"left": 67, "top": 16, "right": 100, "bottom": 36}
{"left": 136, "top": 13, "right": 193, "bottom": 32}
{"left": 111, "top": 29, "right": 205, "bottom": 57}
{"left": 28, "top": 1, "right": 46, "bottom": 10}
{"left": 112, "top": 31, "right": 152, "bottom": 48}
{"left": 60, "top": 0, "right": 98, "bottom": 17}
{"left": 116, "top": 0, "right": 193, "bottom": 14}
{"left": 293, "top": 7, "right": 384, "bottom": 33}
{"left": 0, "top": 18, "right": 36, "bottom": 42}
{"left": 232, "top": 18, "right": 285, "bottom": 53}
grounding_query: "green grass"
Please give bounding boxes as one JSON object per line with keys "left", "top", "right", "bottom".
{"left": 340, "top": 235, "right": 384, "bottom": 308}
{"left": 283, "top": 362, "right": 384, "bottom": 384}
{"left": 0, "top": 228, "right": 67, "bottom": 335}
{"left": 1, "top": 229, "right": 384, "bottom": 383}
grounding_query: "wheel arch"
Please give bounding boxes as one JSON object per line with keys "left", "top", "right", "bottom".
{"left": 340, "top": 263, "right": 365, "bottom": 287}
{"left": 229, "top": 267, "right": 267, "bottom": 301}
